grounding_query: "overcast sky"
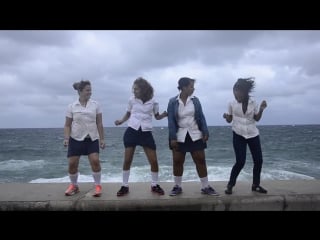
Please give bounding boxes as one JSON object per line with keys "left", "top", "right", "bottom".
{"left": 1, "top": 30, "right": 319, "bottom": 128}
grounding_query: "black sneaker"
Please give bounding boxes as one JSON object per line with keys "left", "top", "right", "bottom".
{"left": 117, "top": 186, "right": 129, "bottom": 196}
{"left": 169, "top": 185, "right": 182, "bottom": 196}
{"left": 201, "top": 185, "right": 219, "bottom": 196}
{"left": 151, "top": 184, "right": 165, "bottom": 195}
{"left": 251, "top": 185, "right": 267, "bottom": 194}
{"left": 225, "top": 185, "right": 233, "bottom": 195}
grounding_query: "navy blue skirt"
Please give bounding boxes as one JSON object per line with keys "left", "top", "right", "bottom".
{"left": 67, "top": 137, "right": 99, "bottom": 157}
{"left": 170, "top": 132, "right": 207, "bottom": 153}
{"left": 123, "top": 127, "right": 156, "bottom": 150}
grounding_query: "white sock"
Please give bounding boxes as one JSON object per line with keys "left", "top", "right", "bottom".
{"left": 122, "top": 170, "right": 130, "bottom": 187}
{"left": 151, "top": 171, "right": 158, "bottom": 187}
{"left": 69, "top": 172, "right": 78, "bottom": 186}
{"left": 200, "top": 176, "right": 209, "bottom": 189}
{"left": 174, "top": 176, "right": 182, "bottom": 187}
{"left": 92, "top": 171, "right": 101, "bottom": 185}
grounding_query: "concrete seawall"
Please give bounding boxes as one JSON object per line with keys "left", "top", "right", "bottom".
{"left": 0, "top": 180, "right": 319, "bottom": 211}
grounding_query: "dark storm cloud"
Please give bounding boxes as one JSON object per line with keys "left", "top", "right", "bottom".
{"left": 1, "top": 30, "right": 319, "bottom": 128}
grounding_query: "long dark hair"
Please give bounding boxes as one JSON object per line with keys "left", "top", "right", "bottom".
{"left": 233, "top": 77, "right": 255, "bottom": 101}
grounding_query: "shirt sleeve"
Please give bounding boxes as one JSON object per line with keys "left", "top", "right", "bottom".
{"left": 96, "top": 101, "right": 102, "bottom": 114}
{"left": 126, "top": 97, "right": 133, "bottom": 113}
{"left": 66, "top": 104, "right": 73, "bottom": 118}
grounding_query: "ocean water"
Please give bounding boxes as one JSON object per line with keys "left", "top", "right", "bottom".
{"left": 0, "top": 125, "right": 319, "bottom": 184}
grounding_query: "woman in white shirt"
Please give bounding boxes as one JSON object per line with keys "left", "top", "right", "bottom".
{"left": 167, "top": 77, "right": 219, "bottom": 196}
{"left": 114, "top": 77, "right": 167, "bottom": 196}
{"left": 223, "top": 77, "right": 267, "bottom": 194}
{"left": 63, "top": 80, "right": 106, "bottom": 197}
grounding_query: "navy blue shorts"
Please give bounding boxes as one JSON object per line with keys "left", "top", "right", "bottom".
{"left": 67, "top": 137, "right": 99, "bottom": 157}
{"left": 123, "top": 127, "right": 156, "bottom": 150}
{"left": 169, "top": 132, "right": 207, "bottom": 153}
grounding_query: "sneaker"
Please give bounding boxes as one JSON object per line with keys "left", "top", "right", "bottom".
{"left": 151, "top": 184, "right": 165, "bottom": 195}
{"left": 117, "top": 186, "right": 129, "bottom": 196}
{"left": 252, "top": 185, "right": 267, "bottom": 194}
{"left": 92, "top": 184, "right": 102, "bottom": 197}
{"left": 225, "top": 185, "right": 233, "bottom": 195}
{"left": 169, "top": 185, "right": 182, "bottom": 196}
{"left": 65, "top": 184, "right": 79, "bottom": 196}
{"left": 201, "top": 185, "right": 219, "bottom": 196}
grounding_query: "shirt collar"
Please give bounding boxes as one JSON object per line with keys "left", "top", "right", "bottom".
{"left": 74, "top": 99, "right": 91, "bottom": 106}
{"left": 176, "top": 94, "right": 195, "bottom": 101}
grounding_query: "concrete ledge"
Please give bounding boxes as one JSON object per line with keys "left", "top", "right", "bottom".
{"left": 0, "top": 180, "right": 319, "bottom": 211}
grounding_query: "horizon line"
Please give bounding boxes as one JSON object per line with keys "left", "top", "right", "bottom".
{"left": 1, "top": 123, "right": 319, "bottom": 129}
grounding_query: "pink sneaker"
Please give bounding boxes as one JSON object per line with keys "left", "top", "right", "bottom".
{"left": 65, "top": 184, "right": 79, "bottom": 196}
{"left": 92, "top": 184, "right": 102, "bottom": 197}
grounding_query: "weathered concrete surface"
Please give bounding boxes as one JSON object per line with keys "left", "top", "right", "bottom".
{"left": 0, "top": 180, "right": 319, "bottom": 211}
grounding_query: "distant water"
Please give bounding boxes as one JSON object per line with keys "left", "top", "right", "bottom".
{"left": 0, "top": 125, "right": 319, "bottom": 183}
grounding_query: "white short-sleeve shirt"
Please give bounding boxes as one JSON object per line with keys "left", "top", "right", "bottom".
{"left": 176, "top": 95, "right": 202, "bottom": 142}
{"left": 66, "top": 99, "right": 102, "bottom": 141}
{"left": 126, "top": 96, "right": 159, "bottom": 132}
{"left": 228, "top": 98, "right": 259, "bottom": 139}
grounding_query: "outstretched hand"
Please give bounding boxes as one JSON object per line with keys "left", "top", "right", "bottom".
{"left": 161, "top": 111, "right": 168, "bottom": 118}
{"left": 223, "top": 113, "right": 232, "bottom": 123}
{"left": 260, "top": 100, "right": 267, "bottom": 111}
{"left": 155, "top": 111, "right": 168, "bottom": 120}
{"left": 114, "top": 120, "right": 122, "bottom": 126}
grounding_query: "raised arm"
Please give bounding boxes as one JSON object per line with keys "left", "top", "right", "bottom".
{"left": 114, "top": 111, "right": 131, "bottom": 126}
{"left": 254, "top": 100, "right": 267, "bottom": 121}
{"left": 223, "top": 113, "right": 233, "bottom": 123}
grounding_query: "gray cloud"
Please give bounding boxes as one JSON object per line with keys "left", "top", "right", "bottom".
{"left": 1, "top": 30, "right": 319, "bottom": 128}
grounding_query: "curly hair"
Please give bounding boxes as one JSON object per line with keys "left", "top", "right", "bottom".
{"left": 133, "top": 77, "right": 154, "bottom": 103}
